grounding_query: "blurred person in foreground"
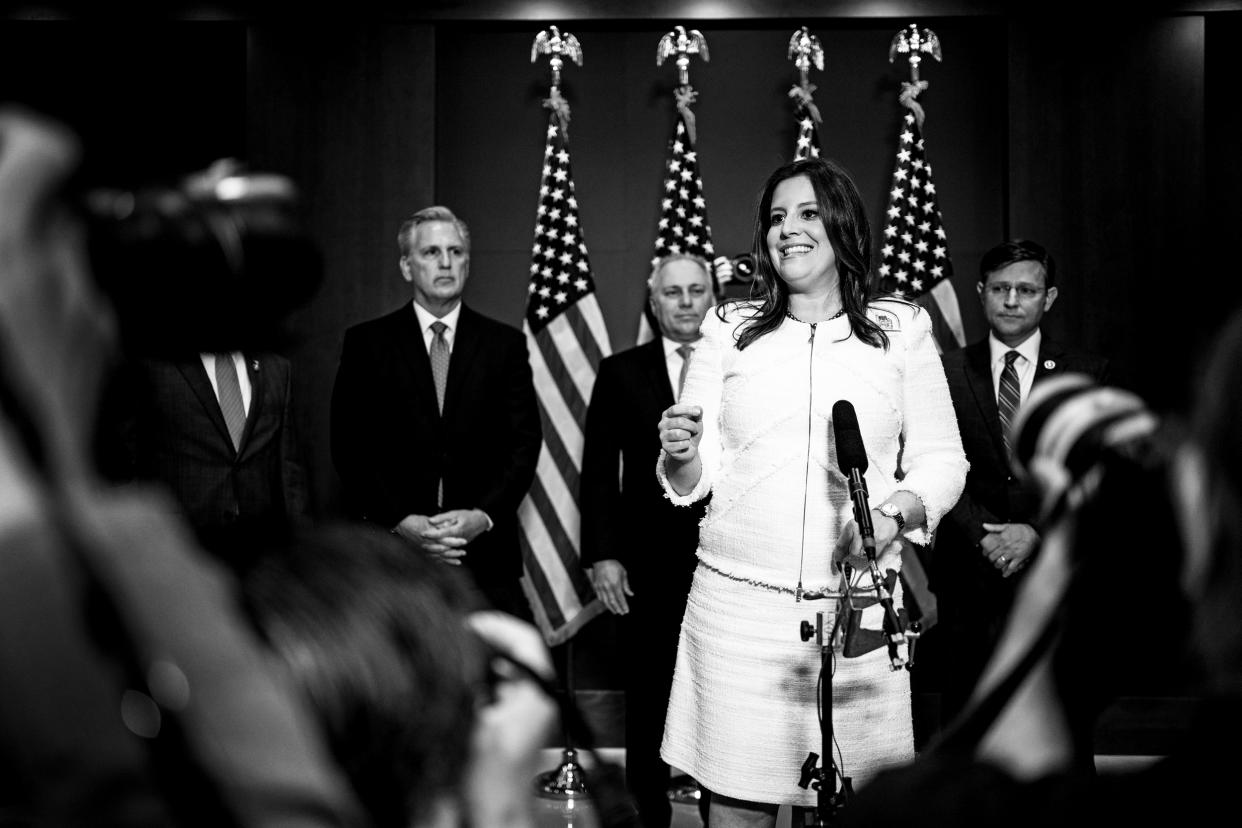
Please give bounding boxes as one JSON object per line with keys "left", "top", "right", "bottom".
{"left": 0, "top": 108, "right": 366, "bottom": 825}
{"left": 656, "top": 157, "right": 967, "bottom": 827}
{"left": 841, "top": 359, "right": 1227, "bottom": 826}
{"left": 238, "top": 523, "right": 558, "bottom": 828}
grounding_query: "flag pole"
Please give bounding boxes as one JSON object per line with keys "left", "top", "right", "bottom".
{"left": 535, "top": 639, "right": 589, "bottom": 799}
{"left": 787, "top": 26, "right": 824, "bottom": 161}
{"left": 876, "top": 23, "right": 967, "bottom": 353}
{"left": 527, "top": 25, "right": 590, "bottom": 799}
{"left": 640, "top": 25, "right": 728, "bottom": 344}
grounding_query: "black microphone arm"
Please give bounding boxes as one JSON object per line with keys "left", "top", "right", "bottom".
{"left": 832, "top": 400, "right": 907, "bottom": 670}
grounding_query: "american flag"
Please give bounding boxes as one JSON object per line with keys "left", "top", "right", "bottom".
{"left": 518, "top": 110, "right": 611, "bottom": 646}
{"left": 637, "top": 113, "right": 721, "bottom": 344}
{"left": 876, "top": 110, "right": 966, "bottom": 351}
{"left": 793, "top": 100, "right": 821, "bottom": 160}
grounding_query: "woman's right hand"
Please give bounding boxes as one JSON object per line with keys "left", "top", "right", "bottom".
{"left": 659, "top": 404, "right": 704, "bottom": 462}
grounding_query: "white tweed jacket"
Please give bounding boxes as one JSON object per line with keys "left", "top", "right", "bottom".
{"left": 658, "top": 299, "right": 968, "bottom": 594}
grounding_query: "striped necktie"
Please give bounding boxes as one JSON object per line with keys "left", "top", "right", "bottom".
{"left": 214, "top": 353, "right": 246, "bottom": 451}
{"left": 997, "top": 350, "right": 1021, "bottom": 454}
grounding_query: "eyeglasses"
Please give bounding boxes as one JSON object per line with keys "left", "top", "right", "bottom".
{"left": 983, "top": 283, "right": 1046, "bottom": 299}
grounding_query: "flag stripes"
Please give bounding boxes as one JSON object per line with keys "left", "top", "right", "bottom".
{"left": 518, "top": 109, "right": 610, "bottom": 645}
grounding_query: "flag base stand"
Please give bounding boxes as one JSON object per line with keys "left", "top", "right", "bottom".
{"left": 534, "top": 747, "right": 589, "bottom": 799}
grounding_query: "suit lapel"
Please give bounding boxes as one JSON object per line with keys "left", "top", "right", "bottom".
{"left": 392, "top": 304, "right": 441, "bottom": 419}
{"left": 641, "top": 338, "right": 675, "bottom": 406}
{"left": 962, "top": 341, "right": 1007, "bottom": 459}
{"left": 1034, "top": 337, "right": 1064, "bottom": 384}
{"left": 443, "top": 306, "right": 482, "bottom": 419}
{"left": 177, "top": 357, "right": 236, "bottom": 453}
{"left": 237, "top": 354, "right": 264, "bottom": 455}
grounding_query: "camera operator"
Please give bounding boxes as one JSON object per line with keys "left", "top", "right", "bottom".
{"left": 0, "top": 107, "right": 365, "bottom": 827}
{"left": 89, "top": 158, "right": 318, "bottom": 570}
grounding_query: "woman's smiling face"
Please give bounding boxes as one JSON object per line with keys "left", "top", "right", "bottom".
{"left": 765, "top": 174, "right": 838, "bottom": 293}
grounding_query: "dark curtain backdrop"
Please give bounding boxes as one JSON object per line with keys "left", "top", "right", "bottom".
{"left": 245, "top": 24, "right": 437, "bottom": 513}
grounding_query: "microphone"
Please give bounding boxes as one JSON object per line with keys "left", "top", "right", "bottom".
{"left": 832, "top": 400, "right": 876, "bottom": 561}
{"left": 832, "top": 400, "right": 907, "bottom": 669}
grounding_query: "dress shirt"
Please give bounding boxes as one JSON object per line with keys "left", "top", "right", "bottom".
{"left": 410, "top": 299, "right": 492, "bottom": 531}
{"left": 413, "top": 301, "right": 462, "bottom": 354}
{"left": 988, "top": 330, "right": 1042, "bottom": 405}
{"left": 200, "top": 351, "right": 252, "bottom": 415}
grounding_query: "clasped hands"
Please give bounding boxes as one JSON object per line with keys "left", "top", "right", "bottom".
{"left": 980, "top": 522, "right": 1039, "bottom": 578}
{"left": 393, "top": 509, "right": 490, "bottom": 565}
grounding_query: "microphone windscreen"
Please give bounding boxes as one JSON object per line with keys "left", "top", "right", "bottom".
{"left": 832, "top": 399, "right": 868, "bottom": 474}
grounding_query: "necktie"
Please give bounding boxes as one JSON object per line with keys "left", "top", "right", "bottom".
{"left": 429, "top": 321, "right": 450, "bottom": 507}
{"left": 676, "top": 344, "right": 694, "bottom": 397}
{"left": 997, "top": 350, "right": 1021, "bottom": 454}
{"left": 430, "top": 321, "right": 450, "bottom": 414}
{"left": 214, "top": 353, "right": 246, "bottom": 451}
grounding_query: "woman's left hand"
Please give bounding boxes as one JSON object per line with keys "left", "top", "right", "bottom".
{"left": 832, "top": 510, "right": 903, "bottom": 575}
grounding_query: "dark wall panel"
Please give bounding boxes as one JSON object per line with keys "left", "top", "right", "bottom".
{"left": 0, "top": 21, "right": 246, "bottom": 187}
{"left": 246, "top": 23, "right": 436, "bottom": 513}
{"left": 1008, "top": 16, "right": 1207, "bottom": 411}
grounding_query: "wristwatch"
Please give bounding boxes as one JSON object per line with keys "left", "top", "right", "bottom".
{"left": 877, "top": 502, "right": 906, "bottom": 531}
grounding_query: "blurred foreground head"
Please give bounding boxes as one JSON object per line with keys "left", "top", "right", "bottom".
{"left": 0, "top": 108, "right": 114, "bottom": 481}
{"left": 1174, "top": 308, "right": 1242, "bottom": 693}
{"left": 1007, "top": 374, "right": 1192, "bottom": 727}
{"left": 239, "top": 523, "right": 489, "bottom": 828}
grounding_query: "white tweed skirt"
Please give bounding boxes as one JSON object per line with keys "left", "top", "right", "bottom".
{"left": 660, "top": 563, "right": 915, "bottom": 806}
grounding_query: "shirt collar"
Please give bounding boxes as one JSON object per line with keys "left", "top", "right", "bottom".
{"left": 413, "top": 300, "right": 462, "bottom": 334}
{"left": 988, "top": 328, "right": 1041, "bottom": 367}
{"left": 662, "top": 335, "right": 697, "bottom": 359}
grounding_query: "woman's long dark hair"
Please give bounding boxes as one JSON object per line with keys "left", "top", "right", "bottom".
{"left": 725, "top": 157, "right": 889, "bottom": 351}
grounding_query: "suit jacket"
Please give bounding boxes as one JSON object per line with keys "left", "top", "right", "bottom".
{"left": 107, "top": 353, "right": 308, "bottom": 538}
{"left": 580, "top": 338, "right": 705, "bottom": 597}
{"left": 330, "top": 303, "right": 541, "bottom": 585}
{"left": 936, "top": 336, "right": 1109, "bottom": 586}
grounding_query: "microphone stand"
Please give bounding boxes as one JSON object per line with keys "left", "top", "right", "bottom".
{"left": 845, "top": 469, "right": 907, "bottom": 670}
{"left": 798, "top": 596, "right": 852, "bottom": 826}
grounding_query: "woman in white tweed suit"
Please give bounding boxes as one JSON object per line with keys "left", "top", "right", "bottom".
{"left": 657, "top": 157, "right": 967, "bottom": 827}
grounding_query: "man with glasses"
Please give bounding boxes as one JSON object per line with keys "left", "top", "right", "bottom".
{"left": 923, "top": 239, "right": 1109, "bottom": 727}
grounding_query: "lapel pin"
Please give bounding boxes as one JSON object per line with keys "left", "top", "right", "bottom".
{"left": 251, "top": 359, "right": 260, "bottom": 372}
{"left": 1043, "top": 359, "right": 1055, "bottom": 370}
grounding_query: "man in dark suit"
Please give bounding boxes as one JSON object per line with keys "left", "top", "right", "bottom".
{"left": 929, "top": 239, "right": 1109, "bottom": 724}
{"left": 105, "top": 350, "right": 309, "bottom": 562}
{"left": 581, "top": 253, "right": 712, "bottom": 828}
{"left": 330, "top": 205, "right": 541, "bottom": 620}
